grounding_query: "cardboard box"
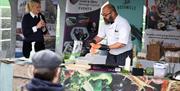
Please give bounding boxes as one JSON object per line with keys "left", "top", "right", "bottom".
{"left": 147, "top": 44, "right": 163, "bottom": 61}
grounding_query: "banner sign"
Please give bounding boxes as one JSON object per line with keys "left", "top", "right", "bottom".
{"left": 144, "top": 29, "right": 180, "bottom": 50}
{"left": 63, "top": 0, "right": 101, "bottom": 57}
{"left": 109, "top": 0, "right": 144, "bottom": 29}
{"left": 146, "top": 0, "right": 179, "bottom": 30}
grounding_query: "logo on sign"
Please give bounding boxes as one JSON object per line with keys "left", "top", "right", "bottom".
{"left": 69, "top": 0, "right": 79, "bottom": 5}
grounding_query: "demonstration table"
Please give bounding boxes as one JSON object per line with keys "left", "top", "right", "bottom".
{"left": 60, "top": 64, "right": 180, "bottom": 91}
{"left": 1, "top": 59, "right": 180, "bottom": 91}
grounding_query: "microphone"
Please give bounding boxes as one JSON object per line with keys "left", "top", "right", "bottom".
{"left": 39, "top": 15, "right": 47, "bottom": 32}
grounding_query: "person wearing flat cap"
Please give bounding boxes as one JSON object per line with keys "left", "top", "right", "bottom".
{"left": 21, "top": 50, "right": 64, "bottom": 91}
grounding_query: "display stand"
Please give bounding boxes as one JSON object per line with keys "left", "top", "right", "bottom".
{"left": 164, "top": 48, "right": 180, "bottom": 78}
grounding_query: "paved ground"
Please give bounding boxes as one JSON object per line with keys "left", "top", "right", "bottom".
{"left": 13, "top": 64, "right": 32, "bottom": 91}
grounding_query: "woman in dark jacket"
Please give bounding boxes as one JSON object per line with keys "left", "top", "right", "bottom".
{"left": 22, "top": 0, "right": 48, "bottom": 58}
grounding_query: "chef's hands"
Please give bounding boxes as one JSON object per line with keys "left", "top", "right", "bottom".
{"left": 36, "top": 20, "right": 46, "bottom": 29}
{"left": 90, "top": 43, "right": 101, "bottom": 54}
{"left": 90, "top": 43, "right": 110, "bottom": 50}
{"left": 90, "top": 43, "right": 110, "bottom": 54}
{"left": 90, "top": 43, "right": 101, "bottom": 49}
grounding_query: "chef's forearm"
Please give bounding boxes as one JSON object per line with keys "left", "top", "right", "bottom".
{"left": 109, "top": 42, "right": 125, "bottom": 49}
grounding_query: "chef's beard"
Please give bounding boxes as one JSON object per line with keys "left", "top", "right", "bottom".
{"left": 104, "top": 16, "right": 114, "bottom": 24}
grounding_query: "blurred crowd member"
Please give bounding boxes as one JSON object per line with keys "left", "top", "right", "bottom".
{"left": 148, "top": 5, "right": 161, "bottom": 29}
{"left": 174, "top": 7, "right": 180, "bottom": 23}
{"left": 20, "top": 50, "right": 64, "bottom": 91}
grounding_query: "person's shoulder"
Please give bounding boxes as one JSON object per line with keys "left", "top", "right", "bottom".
{"left": 23, "top": 13, "right": 31, "bottom": 19}
{"left": 116, "top": 15, "right": 129, "bottom": 24}
{"left": 23, "top": 13, "right": 31, "bottom": 17}
{"left": 117, "top": 15, "right": 126, "bottom": 20}
{"left": 115, "top": 15, "right": 131, "bottom": 29}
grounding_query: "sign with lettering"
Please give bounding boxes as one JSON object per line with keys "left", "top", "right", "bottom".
{"left": 144, "top": 29, "right": 180, "bottom": 50}
{"left": 109, "top": 0, "right": 144, "bottom": 29}
{"left": 63, "top": 0, "right": 102, "bottom": 58}
{"left": 66, "top": 0, "right": 101, "bottom": 13}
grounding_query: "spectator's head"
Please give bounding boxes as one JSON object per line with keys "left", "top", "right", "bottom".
{"left": 32, "top": 50, "right": 63, "bottom": 83}
{"left": 151, "top": 5, "right": 157, "bottom": 12}
{"left": 101, "top": 4, "right": 118, "bottom": 24}
{"left": 26, "top": 0, "right": 41, "bottom": 14}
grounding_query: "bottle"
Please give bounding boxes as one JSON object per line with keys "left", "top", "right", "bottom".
{"left": 132, "top": 45, "right": 137, "bottom": 68}
{"left": 124, "top": 56, "right": 131, "bottom": 71}
{"left": 136, "top": 58, "right": 142, "bottom": 68}
{"left": 133, "top": 55, "right": 138, "bottom": 68}
{"left": 69, "top": 40, "right": 82, "bottom": 60}
{"left": 29, "top": 42, "right": 35, "bottom": 59}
